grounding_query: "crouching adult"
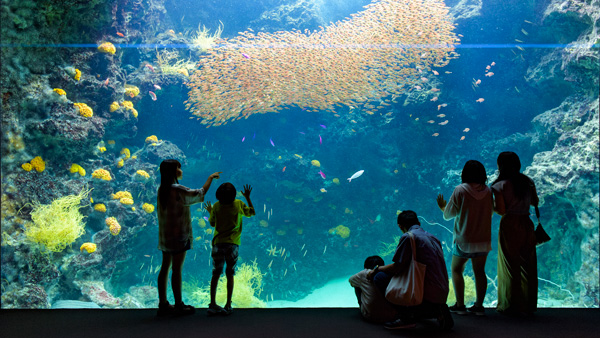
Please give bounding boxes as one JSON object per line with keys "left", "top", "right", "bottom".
{"left": 367, "top": 210, "right": 452, "bottom": 330}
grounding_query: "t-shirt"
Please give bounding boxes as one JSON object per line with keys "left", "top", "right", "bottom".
{"left": 392, "top": 225, "right": 449, "bottom": 304}
{"left": 349, "top": 269, "right": 398, "bottom": 322}
{"left": 157, "top": 184, "right": 205, "bottom": 252}
{"left": 209, "top": 199, "right": 255, "bottom": 245}
{"left": 443, "top": 183, "right": 493, "bottom": 253}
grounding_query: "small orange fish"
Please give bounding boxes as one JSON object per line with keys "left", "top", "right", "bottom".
{"left": 103, "top": 77, "right": 109, "bottom": 86}
{"left": 431, "top": 88, "right": 440, "bottom": 92}
{"left": 432, "top": 70, "right": 439, "bottom": 75}
{"left": 476, "top": 98, "right": 485, "bottom": 103}
{"left": 460, "top": 136, "right": 466, "bottom": 141}
{"left": 475, "top": 79, "right": 481, "bottom": 85}
{"left": 485, "top": 72, "right": 494, "bottom": 77}
{"left": 491, "top": 61, "right": 496, "bottom": 66}
{"left": 463, "top": 128, "right": 470, "bottom": 132}
{"left": 116, "top": 32, "right": 125, "bottom": 37}
{"left": 427, "top": 120, "right": 435, "bottom": 123}
{"left": 439, "top": 120, "right": 449, "bottom": 125}
{"left": 437, "top": 114, "right": 446, "bottom": 118}
{"left": 282, "top": 166, "right": 286, "bottom": 172}
{"left": 430, "top": 97, "right": 438, "bottom": 102}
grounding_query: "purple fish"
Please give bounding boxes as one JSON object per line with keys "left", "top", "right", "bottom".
{"left": 320, "top": 124, "right": 327, "bottom": 129}
{"left": 242, "top": 136, "right": 245, "bottom": 142}
{"left": 319, "top": 135, "right": 322, "bottom": 144}
{"left": 318, "top": 170, "right": 326, "bottom": 179}
{"left": 242, "top": 53, "right": 250, "bottom": 59}
{"left": 270, "top": 138, "right": 275, "bottom": 147}
{"left": 203, "top": 216, "right": 209, "bottom": 222}
{"left": 299, "top": 132, "right": 306, "bottom": 135}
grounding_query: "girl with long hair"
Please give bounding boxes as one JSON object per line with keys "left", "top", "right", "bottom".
{"left": 491, "top": 152, "right": 539, "bottom": 316}
{"left": 156, "top": 159, "right": 221, "bottom": 316}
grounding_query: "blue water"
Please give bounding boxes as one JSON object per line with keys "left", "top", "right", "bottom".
{"left": 1, "top": 0, "right": 598, "bottom": 309}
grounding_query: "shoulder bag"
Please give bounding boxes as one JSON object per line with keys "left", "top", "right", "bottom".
{"left": 385, "top": 232, "right": 427, "bottom": 306}
{"left": 534, "top": 206, "right": 551, "bottom": 246}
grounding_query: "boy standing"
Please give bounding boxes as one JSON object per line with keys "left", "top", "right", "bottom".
{"left": 204, "top": 183, "right": 255, "bottom": 315}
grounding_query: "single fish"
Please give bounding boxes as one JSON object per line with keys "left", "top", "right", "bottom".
{"left": 491, "top": 61, "right": 496, "bottom": 66}
{"left": 427, "top": 120, "right": 435, "bottom": 124}
{"left": 463, "top": 128, "right": 470, "bottom": 132}
{"left": 318, "top": 170, "right": 326, "bottom": 179}
{"left": 282, "top": 166, "right": 286, "bottom": 172}
{"left": 476, "top": 98, "right": 485, "bottom": 103}
{"left": 116, "top": 32, "right": 125, "bottom": 37}
{"left": 270, "top": 138, "right": 275, "bottom": 147}
{"left": 149, "top": 91, "right": 157, "bottom": 101}
{"left": 439, "top": 120, "right": 449, "bottom": 125}
{"left": 437, "top": 114, "right": 446, "bottom": 118}
{"left": 102, "top": 77, "right": 109, "bottom": 86}
{"left": 485, "top": 72, "right": 494, "bottom": 77}
{"left": 460, "top": 136, "right": 466, "bottom": 141}
{"left": 319, "top": 135, "right": 322, "bottom": 144}
{"left": 347, "top": 170, "right": 364, "bottom": 182}
{"left": 242, "top": 136, "right": 245, "bottom": 142}
{"left": 320, "top": 124, "right": 326, "bottom": 129}
{"left": 153, "top": 84, "right": 162, "bottom": 90}
{"left": 203, "top": 216, "right": 209, "bottom": 222}
{"left": 242, "top": 53, "right": 250, "bottom": 59}
{"left": 320, "top": 188, "right": 327, "bottom": 193}
{"left": 145, "top": 64, "right": 155, "bottom": 72}
{"left": 432, "top": 133, "right": 439, "bottom": 137}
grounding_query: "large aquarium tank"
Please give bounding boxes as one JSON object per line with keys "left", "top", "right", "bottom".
{"left": 1, "top": 0, "right": 598, "bottom": 309}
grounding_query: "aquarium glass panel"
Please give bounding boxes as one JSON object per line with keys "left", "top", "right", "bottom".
{"left": 1, "top": 0, "right": 598, "bottom": 309}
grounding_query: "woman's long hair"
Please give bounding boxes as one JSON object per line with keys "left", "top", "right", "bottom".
{"left": 492, "top": 151, "right": 531, "bottom": 200}
{"left": 158, "top": 159, "right": 181, "bottom": 206}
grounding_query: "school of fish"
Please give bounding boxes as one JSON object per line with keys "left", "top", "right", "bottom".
{"left": 185, "top": 0, "right": 458, "bottom": 127}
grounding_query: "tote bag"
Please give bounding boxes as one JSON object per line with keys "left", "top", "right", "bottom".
{"left": 385, "top": 232, "right": 427, "bottom": 306}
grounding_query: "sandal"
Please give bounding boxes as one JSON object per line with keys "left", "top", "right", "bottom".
{"left": 157, "top": 301, "right": 175, "bottom": 317}
{"left": 174, "top": 302, "right": 196, "bottom": 316}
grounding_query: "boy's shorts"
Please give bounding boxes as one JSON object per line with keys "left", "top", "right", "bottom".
{"left": 452, "top": 243, "right": 488, "bottom": 259}
{"left": 211, "top": 243, "right": 239, "bottom": 276}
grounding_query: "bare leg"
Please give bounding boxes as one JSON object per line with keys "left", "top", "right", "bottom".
{"left": 451, "top": 256, "right": 468, "bottom": 306}
{"left": 158, "top": 252, "right": 173, "bottom": 305}
{"left": 170, "top": 251, "right": 186, "bottom": 304}
{"left": 210, "top": 272, "right": 220, "bottom": 305}
{"left": 471, "top": 255, "right": 488, "bottom": 306}
{"left": 225, "top": 274, "right": 234, "bottom": 308}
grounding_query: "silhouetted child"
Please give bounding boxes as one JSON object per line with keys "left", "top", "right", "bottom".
{"left": 204, "top": 183, "right": 255, "bottom": 315}
{"left": 349, "top": 255, "right": 398, "bottom": 323}
{"left": 156, "top": 159, "right": 220, "bottom": 316}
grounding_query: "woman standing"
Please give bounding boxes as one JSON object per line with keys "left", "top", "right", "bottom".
{"left": 437, "top": 160, "right": 493, "bottom": 316}
{"left": 491, "top": 152, "right": 539, "bottom": 316}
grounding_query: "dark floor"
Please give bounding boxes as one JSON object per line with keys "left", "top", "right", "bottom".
{"left": 1, "top": 307, "right": 598, "bottom": 338}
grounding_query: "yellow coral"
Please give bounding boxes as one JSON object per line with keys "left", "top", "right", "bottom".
{"left": 117, "top": 158, "right": 124, "bottom": 168}
{"left": 145, "top": 135, "right": 159, "bottom": 144}
{"left": 329, "top": 224, "right": 350, "bottom": 239}
{"left": 129, "top": 108, "right": 138, "bottom": 118}
{"left": 112, "top": 191, "right": 132, "bottom": 200}
{"left": 447, "top": 275, "right": 476, "bottom": 306}
{"left": 53, "top": 88, "right": 66, "bottom": 96}
{"left": 92, "top": 168, "right": 112, "bottom": 181}
{"left": 109, "top": 101, "right": 120, "bottom": 112}
{"left": 97, "top": 42, "right": 116, "bottom": 55}
{"left": 70, "top": 163, "right": 86, "bottom": 176}
{"left": 105, "top": 217, "right": 121, "bottom": 236}
{"left": 142, "top": 203, "right": 154, "bottom": 213}
{"left": 177, "top": 68, "right": 189, "bottom": 77}
{"left": 30, "top": 156, "right": 45, "bottom": 172}
{"left": 119, "top": 197, "right": 134, "bottom": 205}
{"left": 124, "top": 85, "right": 140, "bottom": 98}
{"left": 80, "top": 242, "right": 97, "bottom": 254}
{"left": 98, "top": 146, "right": 107, "bottom": 153}
{"left": 25, "top": 188, "right": 90, "bottom": 252}
{"left": 120, "top": 148, "right": 130, "bottom": 159}
{"left": 74, "top": 102, "right": 93, "bottom": 118}
{"left": 188, "top": 261, "right": 265, "bottom": 308}
{"left": 136, "top": 170, "right": 150, "bottom": 179}
{"left": 311, "top": 160, "right": 320, "bottom": 167}
{"left": 74, "top": 68, "right": 81, "bottom": 81}
{"left": 121, "top": 101, "right": 134, "bottom": 109}
{"left": 94, "top": 203, "right": 107, "bottom": 212}
{"left": 21, "top": 163, "right": 33, "bottom": 171}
